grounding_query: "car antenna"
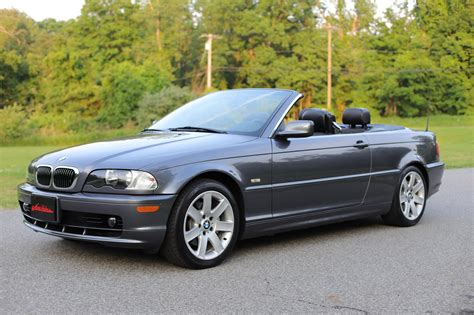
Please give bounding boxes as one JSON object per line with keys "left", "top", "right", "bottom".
{"left": 425, "top": 103, "right": 431, "bottom": 131}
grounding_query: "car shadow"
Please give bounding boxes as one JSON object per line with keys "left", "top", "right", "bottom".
{"left": 54, "top": 215, "right": 387, "bottom": 266}
{"left": 236, "top": 216, "right": 385, "bottom": 251}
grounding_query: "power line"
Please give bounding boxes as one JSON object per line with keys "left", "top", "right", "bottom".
{"left": 171, "top": 65, "right": 472, "bottom": 84}
{"left": 207, "top": 66, "right": 473, "bottom": 74}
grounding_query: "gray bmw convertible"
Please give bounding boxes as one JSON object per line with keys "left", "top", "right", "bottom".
{"left": 18, "top": 89, "right": 444, "bottom": 268}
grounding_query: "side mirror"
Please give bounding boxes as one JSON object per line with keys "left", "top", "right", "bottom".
{"left": 276, "top": 120, "right": 314, "bottom": 139}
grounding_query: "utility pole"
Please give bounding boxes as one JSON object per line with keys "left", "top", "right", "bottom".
{"left": 326, "top": 22, "right": 333, "bottom": 111}
{"left": 201, "top": 34, "right": 220, "bottom": 89}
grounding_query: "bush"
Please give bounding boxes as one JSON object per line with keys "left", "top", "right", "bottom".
{"left": 136, "top": 86, "right": 196, "bottom": 128}
{"left": 0, "top": 104, "right": 29, "bottom": 141}
{"left": 98, "top": 61, "right": 170, "bottom": 128}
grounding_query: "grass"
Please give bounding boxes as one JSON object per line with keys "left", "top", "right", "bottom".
{"left": 1, "top": 128, "right": 137, "bottom": 146}
{"left": 0, "top": 115, "right": 472, "bottom": 209}
{"left": 1, "top": 146, "right": 62, "bottom": 208}
{"left": 373, "top": 115, "right": 473, "bottom": 168}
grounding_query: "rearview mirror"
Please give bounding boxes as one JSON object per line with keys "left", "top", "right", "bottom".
{"left": 276, "top": 120, "right": 314, "bottom": 139}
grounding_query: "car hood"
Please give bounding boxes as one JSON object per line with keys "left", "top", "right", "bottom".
{"left": 34, "top": 132, "right": 258, "bottom": 171}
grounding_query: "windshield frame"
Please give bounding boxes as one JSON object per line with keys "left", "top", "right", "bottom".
{"left": 148, "top": 89, "right": 297, "bottom": 137}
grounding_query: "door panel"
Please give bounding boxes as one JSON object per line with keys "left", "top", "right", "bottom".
{"left": 271, "top": 134, "right": 371, "bottom": 217}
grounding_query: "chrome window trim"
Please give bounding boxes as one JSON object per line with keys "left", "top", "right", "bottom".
{"left": 268, "top": 93, "right": 304, "bottom": 138}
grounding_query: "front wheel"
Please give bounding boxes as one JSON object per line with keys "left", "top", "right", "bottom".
{"left": 382, "top": 166, "right": 427, "bottom": 227}
{"left": 161, "top": 179, "right": 240, "bottom": 269}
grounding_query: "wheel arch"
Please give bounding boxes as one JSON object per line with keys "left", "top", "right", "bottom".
{"left": 403, "top": 161, "right": 430, "bottom": 195}
{"left": 177, "top": 170, "right": 246, "bottom": 238}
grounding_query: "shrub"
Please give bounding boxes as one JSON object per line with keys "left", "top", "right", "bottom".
{"left": 0, "top": 104, "right": 29, "bottom": 141}
{"left": 98, "top": 61, "right": 170, "bottom": 128}
{"left": 136, "top": 86, "right": 196, "bottom": 128}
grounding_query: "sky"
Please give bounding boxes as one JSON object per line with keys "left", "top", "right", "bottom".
{"left": 0, "top": 0, "right": 85, "bottom": 21}
{"left": 0, "top": 0, "right": 406, "bottom": 21}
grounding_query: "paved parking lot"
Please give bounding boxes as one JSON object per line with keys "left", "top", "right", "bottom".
{"left": 1, "top": 168, "right": 473, "bottom": 313}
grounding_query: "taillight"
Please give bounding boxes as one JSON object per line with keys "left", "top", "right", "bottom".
{"left": 435, "top": 142, "right": 440, "bottom": 158}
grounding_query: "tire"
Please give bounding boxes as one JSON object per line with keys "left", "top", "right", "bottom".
{"left": 382, "top": 166, "right": 427, "bottom": 227}
{"left": 161, "top": 179, "right": 240, "bottom": 269}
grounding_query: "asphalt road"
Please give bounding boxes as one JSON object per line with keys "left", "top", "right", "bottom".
{"left": 1, "top": 168, "right": 473, "bottom": 314}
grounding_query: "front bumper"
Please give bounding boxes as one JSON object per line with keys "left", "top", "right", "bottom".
{"left": 426, "top": 161, "right": 444, "bottom": 197}
{"left": 18, "top": 183, "right": 176, "bottom": 251}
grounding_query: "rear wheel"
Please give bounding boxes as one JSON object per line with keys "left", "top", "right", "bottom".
{"left": 161, "top": 179, "right": 239, "bottom": 269}
{"left": 382, "top": 166, "right": 427, "bottom": 227}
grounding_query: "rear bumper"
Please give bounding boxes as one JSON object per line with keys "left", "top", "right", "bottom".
{"left": 426, "top": 161, "right": 444, "bottom": 197}
{"left": 18, "top": 183, "right": 176, "bottom": 251}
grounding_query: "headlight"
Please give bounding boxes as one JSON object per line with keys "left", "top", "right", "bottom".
{"left": 85, "top": 170, "right": 158, "bottom": 190}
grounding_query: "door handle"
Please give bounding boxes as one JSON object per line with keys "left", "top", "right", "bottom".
{"left": 353, "top": 140, "right": 369, "bottom": 149}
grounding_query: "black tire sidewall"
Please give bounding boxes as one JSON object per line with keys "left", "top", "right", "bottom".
{"left": 392, "top": 166, "right": 427, "bottom": 226}
{"left": 172, "top": 180, "right": 240, "bottom": 269}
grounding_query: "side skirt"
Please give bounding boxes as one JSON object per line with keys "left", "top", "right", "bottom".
{"left": 241, "top": 202, "right": 391, "bottom": 239}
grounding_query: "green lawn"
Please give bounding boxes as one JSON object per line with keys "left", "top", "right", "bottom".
{"left": 373, "top": 115, "right": 473, "bottom": 168}
{"left": 1, "top": 115, "right": 472, "bottom": 209}
{"left": 0, "top": 146, "right": 62, "bottom": 209}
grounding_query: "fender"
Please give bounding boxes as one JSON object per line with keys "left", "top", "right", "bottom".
{"left": 397, "top": 145, "right": 427, "bottom": 171}
{"left": 154, "top": 154, "right": 273, "bottom": 222}
{"left": 363, "top": 131, "right": 435, "bottom": 206}
{"left": 155, "top": 161, "right": 246, "bottom": 195}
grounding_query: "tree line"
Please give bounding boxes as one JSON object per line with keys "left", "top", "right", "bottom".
{"left": 0, "top": 0, "right": 472, "bottom": 140}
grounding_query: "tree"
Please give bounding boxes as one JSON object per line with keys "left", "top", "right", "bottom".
{"left": 0, "top": 9, "right": 35, "bottom": 108}
{"left": 414, "top": 0, "right": 472, "bottom": 114}
{"left": 366, "top": 1, "right": 471, "bottom": 116}
{"left": 146, "top": 0, "right": 200, "bottom": 86}
{"left": 199, "top": 0, "right": 327, "bottom": 106}
{"left": 35, "top": 0, "right": 173, "bottom": 130}
{"left": 99, "top": 61, "right": 169, "bottom": 127}
{"left": 1, "top": 0, "right": 472, "bottom": 142}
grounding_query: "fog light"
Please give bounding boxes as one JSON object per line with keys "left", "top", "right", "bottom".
{"left": 107, "top": 217, "right": 117, "bottom": 228}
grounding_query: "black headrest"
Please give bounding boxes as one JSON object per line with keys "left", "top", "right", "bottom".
{"left": 299, "top": 108, "right": 331, "bottom": 133}
{"left": 342, "top": 108, "right": 371, "bottom": 128}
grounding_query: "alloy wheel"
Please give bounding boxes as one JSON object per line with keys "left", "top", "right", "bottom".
{"left": 399, "top": 171, "right": 425, "bottom": 220}
{"left": 183, "top": 191, "right": 234, "bottom": 260}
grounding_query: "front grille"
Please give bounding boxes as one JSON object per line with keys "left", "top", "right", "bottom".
{"left": 36, "top": 166, "right": 52, "bottom": 186}
{"left": 53, "top": 167, "right": 77, "bottom": 188}
{"left": 21, "top": 202, "right": 123, "bottom": 237}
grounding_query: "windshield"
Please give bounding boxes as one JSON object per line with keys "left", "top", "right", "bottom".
{"left": 149, "top": 89, "right": 292, "bottom": 136}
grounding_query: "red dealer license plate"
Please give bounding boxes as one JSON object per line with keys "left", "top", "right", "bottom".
{"left": 30, "top": 195, "right": 58, "bottom": 222}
